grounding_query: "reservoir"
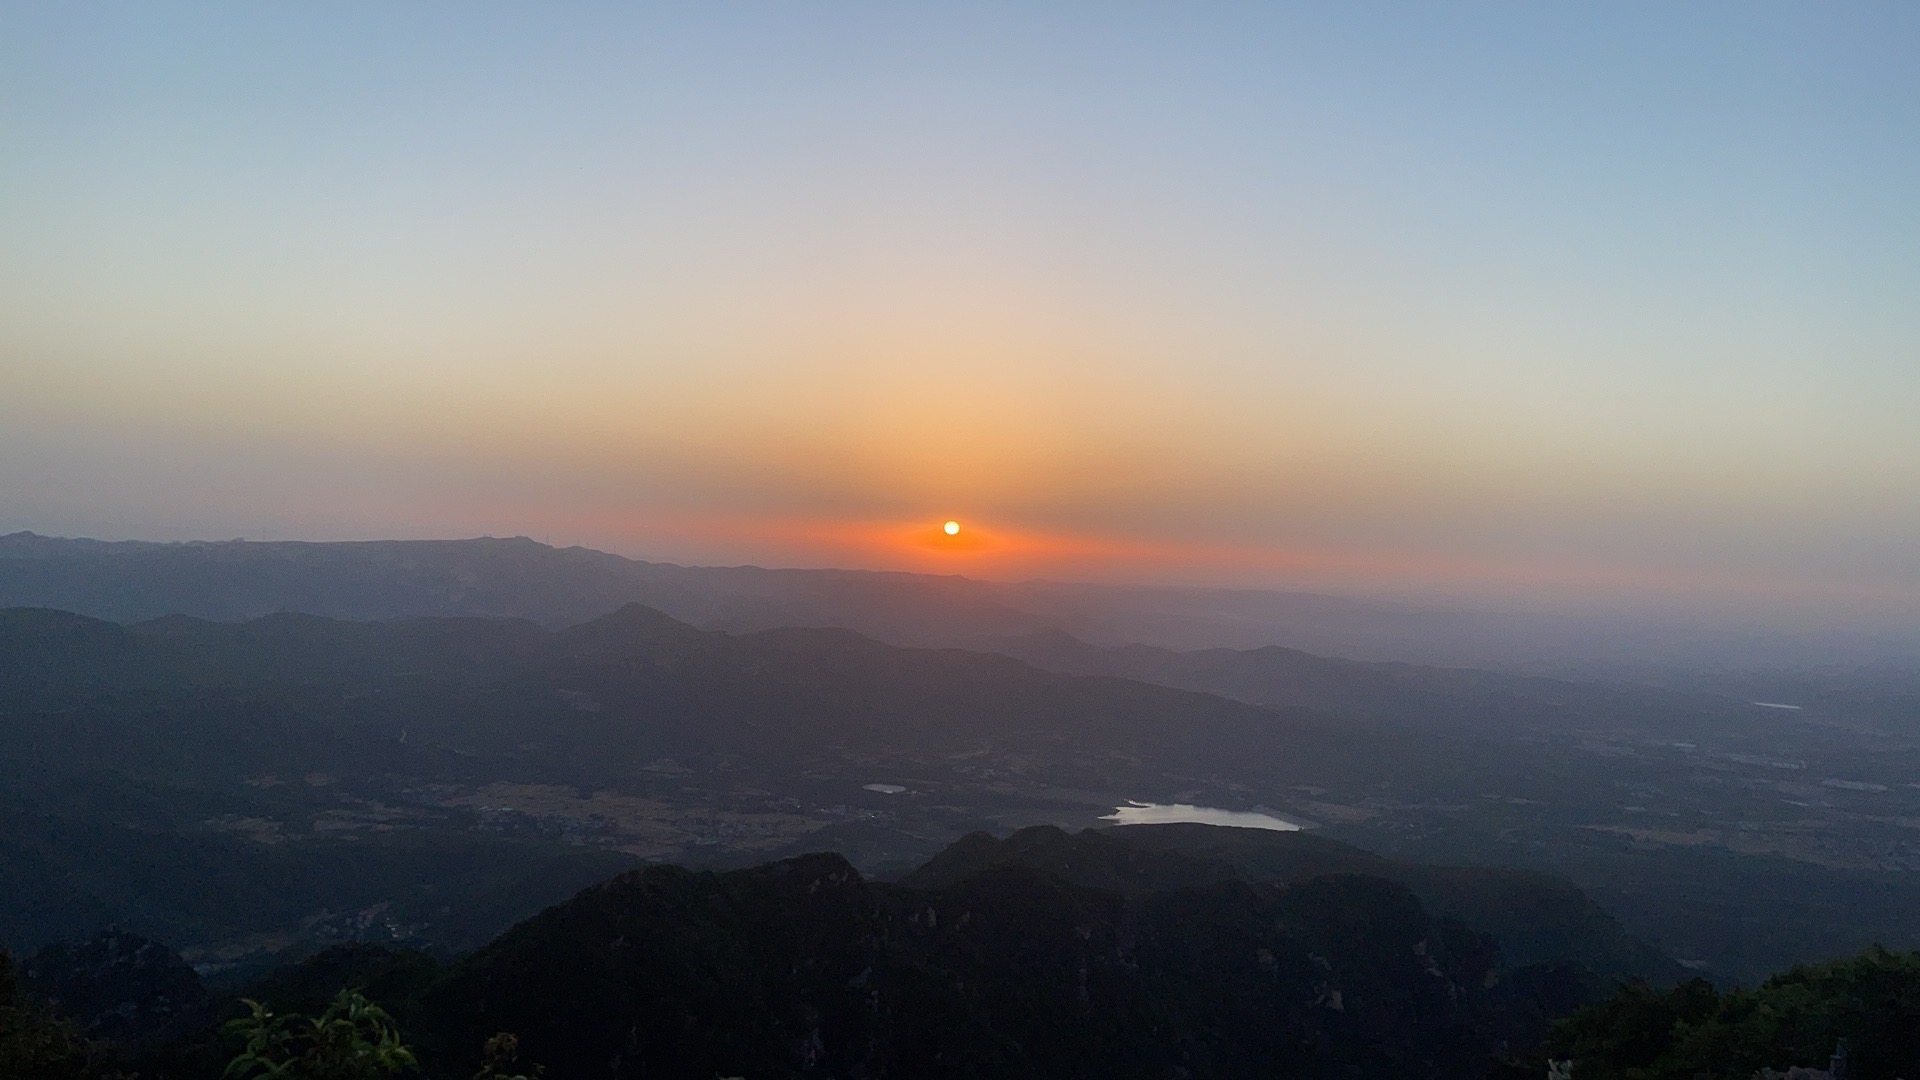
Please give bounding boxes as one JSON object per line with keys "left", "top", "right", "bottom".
{"left": 1102, "top": 801, "right": 1303, "bottom": 831}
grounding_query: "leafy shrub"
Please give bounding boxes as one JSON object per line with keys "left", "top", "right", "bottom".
{"left": 0, "top": 949, "right": 124, "bottom": 1080}
{"left": 223, "top": 988, "right": 417, "bottom": 1080}
{"left": 472, "top": 1032, "right": 542, "bottom": 1080}
{"left": 1545, "top": 946, "right": 1920, "bottom": 1079}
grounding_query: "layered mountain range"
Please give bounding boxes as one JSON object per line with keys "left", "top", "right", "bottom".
{"left": 8, "top": 531, "right": 1916, "bottom": 672}
{"left": 3, "top": 533, "right": 1918, "bottom": 991}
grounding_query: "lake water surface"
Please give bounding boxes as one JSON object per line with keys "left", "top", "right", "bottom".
{"left": 1101, "top": 801, "right": 1303, "bottom": 831}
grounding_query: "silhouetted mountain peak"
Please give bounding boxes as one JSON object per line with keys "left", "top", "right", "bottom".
{"left": 580, "top": 601, "right": 699, "bottom": 630}
{"left": 552, "top": 602, "right": 714, "bottom": 658}
{"left": 904, "top": 821, "right": 1239, "bottom": 895}
{"left": 128, "top": 612, "right": 221, "bottom": 636}
{"left": 738, "top": 851, "right": 867, "bottom": 901}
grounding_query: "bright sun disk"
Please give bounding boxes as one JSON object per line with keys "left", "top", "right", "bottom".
{"left": 943, "top": 520, "right": 960, "bottom": 536}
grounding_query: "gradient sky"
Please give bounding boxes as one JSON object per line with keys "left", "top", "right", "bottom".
{"left": 3, "top": 4, "right": 1917, "bottom": 614}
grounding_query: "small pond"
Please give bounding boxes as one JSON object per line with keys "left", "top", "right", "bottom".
{"left": 1101, "top": 801, "right": 1303, "bottom": 831}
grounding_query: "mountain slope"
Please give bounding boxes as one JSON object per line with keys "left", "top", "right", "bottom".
{"left": 985, "top": 628, "right": 1774, "bottom": 740}
{"left": 904, "top": 824, "right": 1687, "bottom": 987}
{"left": 2, "top": 602, "right": 1361, "bottom": 792}
{"left": 420, "top": 850, "right": 1514, "bottom": 1080}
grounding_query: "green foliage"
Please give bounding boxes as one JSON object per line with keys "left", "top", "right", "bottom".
{"left": 223, "top": 988, "right": 417, "bottom": 1080}
{"left": 0, "top": 950, "right": 121, "bottom": 1080}
{"left": 471, "top": 1032, "right": 542, "bottom": 1080}
{"left": 1546, "top": 945, "right": 1920, "bottom": 1079}
{"left": 1543, "top": 977, "right": 1721, "bottom": 1078}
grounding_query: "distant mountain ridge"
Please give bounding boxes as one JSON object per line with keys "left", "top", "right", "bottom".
{"left": 13, "top": 529, "right": 1912, "bottom": 672}
{"left": 0, "top": 531, "right": 1787, "bottom": 743}
{"left": 0, "top": 531, "right": 1066, "bottom": 640}
{"left": 981, "top": 628, "right": 1770, "bottom": 739}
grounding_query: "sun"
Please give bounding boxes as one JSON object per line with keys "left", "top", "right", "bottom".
{"left": 943, "top": 520, "right": 961, "bottom": 536}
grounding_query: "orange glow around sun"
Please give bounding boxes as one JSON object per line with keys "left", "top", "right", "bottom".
{"left": 504, "top": 508, "right": 1914, "bottom": 608}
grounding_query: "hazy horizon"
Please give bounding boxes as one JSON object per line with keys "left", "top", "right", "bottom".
{"left": 12, "top": 526, "right": 1920, "bottom": 650}
{"left": 6, "top": 5, "right": 1918, "bottom": 618}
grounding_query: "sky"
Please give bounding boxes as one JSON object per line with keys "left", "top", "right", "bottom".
{"left": 3, "top": 3, "right": 1918, "bottom": 616}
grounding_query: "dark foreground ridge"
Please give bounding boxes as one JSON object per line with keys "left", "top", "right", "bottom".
{"left": 12, "top": 826, "right": 1919, "bottom": 1079}
{"left": 9, "top": 825, "right": 1643, "bottom": 1080}
{"left": 427, "top": 852, "right": 1518, "bottom": 1079}
{"left": 908, "top": 823, "right": 1687, "bottom": 988}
